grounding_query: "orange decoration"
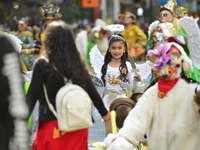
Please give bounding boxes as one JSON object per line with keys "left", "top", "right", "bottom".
{"left": 81, "top": 0, "right": 99, "bottom": 8}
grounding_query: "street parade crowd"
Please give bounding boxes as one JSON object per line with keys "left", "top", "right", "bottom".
{"left": 1, "top": 0, "right": 200, "bottom": 150}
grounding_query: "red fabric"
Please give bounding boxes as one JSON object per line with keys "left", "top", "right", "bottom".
{"left": 32, "top": 120, "right": 88, "bottom": 150}
{"left": 167, "top": 37, "right": 184, "bottom": 46}
{"left": 158, "top": 77, "right": 180, "bottom": 98}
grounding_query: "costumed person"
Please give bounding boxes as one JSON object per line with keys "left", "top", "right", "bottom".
{"left": 120, "top": 11, "right": 147, "bottom": 61}
{"left": 15, "top": 19, "right": 34, "bottom": 71}
{"left": 109, "top": 97, "right": 148, "bottom": 150}
{"left": 76, "top": 19, "right": 109, "bottom": 67}
{"left": 148, "top": 0, "right": 200, "bottom": 82}
{"left": 0, "top": 32, "right": 29, "bottom": 150}
{"left": 102, "top": 42, "right": 200, "bottom": 150}
{"left": 90, "top": 24, "right": 151, "bottom": 135}
{"left": 20, "top": 4, "right": 60, "bottom": 58}
{"left": 75, "top": 23, "right": 94, "bottom": 65}
{"left": 0, "top": 31, "right": 35, "bottom": 149}
{"left": 27, "top": 20, "right": 110, "bottom": 150}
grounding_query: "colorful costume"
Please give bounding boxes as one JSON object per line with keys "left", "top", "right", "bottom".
{"left": 15, "top": 30, "right": 35, "bottom": 71}
{"left": 102, "top": 42, "right": 200, "bottom": 150}
{"left": 20, "top": 4, "right": 60, "bottom": 59}
{"left": 121, "top": 24, "right": 147, "bottom": 60}
{"left": 120, "top": 12, "right": 147, "bottom": 61}
{"left": 148, "top": 0, "right": 200, "bottom": 82}
{"left": 90, "top": 45, "right": 151, "bottom": 109}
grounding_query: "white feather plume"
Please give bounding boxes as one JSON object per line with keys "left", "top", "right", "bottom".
{"left": 107, "top": 24, "right": 124, "bottom": 35}
{"left": 0, "top": 31, "right": 22, "bottom": 53}
{"left": 179, "top": 16, "right": 200, "bottom": 70}
{"left": 89, "top": 45, "right": 104, "bottom": 78}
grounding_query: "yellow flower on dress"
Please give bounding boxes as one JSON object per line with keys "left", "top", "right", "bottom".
{"left": 121, "top": 68, "right": 126, "bottom": 74}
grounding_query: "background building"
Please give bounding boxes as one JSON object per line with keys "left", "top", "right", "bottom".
{"left": 0, "top": 0, "right": 198, "bottom": 31}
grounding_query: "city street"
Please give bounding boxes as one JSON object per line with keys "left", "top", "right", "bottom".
{"left": 88, "top": 107, "right": 106, "bottom": 150}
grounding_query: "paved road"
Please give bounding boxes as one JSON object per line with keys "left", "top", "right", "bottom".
{"left": 88, "top": 107, "right": 106, "bottom": 149}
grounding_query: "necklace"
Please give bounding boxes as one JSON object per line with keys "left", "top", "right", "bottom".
{"left": 111, "top": 58, "right": 121, "bottom": 62}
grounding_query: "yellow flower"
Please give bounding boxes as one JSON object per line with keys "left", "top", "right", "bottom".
{"left": 121, "top": 68, "right": 126, "bottom": 74}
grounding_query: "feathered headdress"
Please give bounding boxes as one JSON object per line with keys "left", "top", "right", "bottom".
{"left": 107, "top": 24, "right": 125, "bottom": 43}
{"left": 40, "top": 4, "right": 60, "bottom": 19}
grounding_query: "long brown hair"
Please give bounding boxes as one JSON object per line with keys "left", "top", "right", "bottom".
{"left": 42, "top": 20, "right": 90, "bottom": 89}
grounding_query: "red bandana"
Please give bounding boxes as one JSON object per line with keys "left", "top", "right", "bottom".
{"left": 158, "top": 77, "right": 180, "bottom": 98}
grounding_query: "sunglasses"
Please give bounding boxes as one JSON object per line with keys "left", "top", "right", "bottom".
{"left": 159, "top": 13, "right": 168, "bottom": 17}
{"left": 124, "top": 16, "right": 131, "bottom": 19}
{"left": 18, "top": 23, "right": 24, "bottom": 26}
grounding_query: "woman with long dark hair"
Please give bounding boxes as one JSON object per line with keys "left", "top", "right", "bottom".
{"left": 27, "top": 20, "right": 110, "bottom": 150}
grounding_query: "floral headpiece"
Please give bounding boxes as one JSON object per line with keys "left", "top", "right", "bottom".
{"left": 40, "top": 4, "right": 60, "bottom": 19}
{"left": 107, "top": 24, "right": 125, "bottom": 44}
{"left": 148, "top": 44, "right": 171, "bottom": 69}
{"left": 161, "top": 0, "right": 187, "bottom": 18}
{"left": 147, "top": 42, "right": 193, "bottom": 72}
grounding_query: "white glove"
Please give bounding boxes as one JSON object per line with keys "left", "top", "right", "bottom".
{"left": 108, "top": 136, "right": 135, "bottom": 150}
{"left": 101, "top": 133, "right": 117, "bottom": 148}
{"left": 102, "top": 134, "right": 135, "bottom": 150}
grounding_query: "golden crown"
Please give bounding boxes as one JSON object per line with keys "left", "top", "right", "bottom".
{"left": 40, "top": 4, "right": 60, "bottom": 19}
{"left": 161, "top": 0, "right": 187, "bottom": 18}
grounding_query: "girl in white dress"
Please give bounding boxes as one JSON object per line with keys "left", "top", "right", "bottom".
{"left": 101, "top": 33, "right": 141, "bottom": 109}
{"left": 90, "top": 24, "right": 141, "bottom": 134}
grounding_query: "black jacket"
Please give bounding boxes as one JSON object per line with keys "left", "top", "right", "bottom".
{"left": 27, "top": 59, "right": 108, "bottom": 122}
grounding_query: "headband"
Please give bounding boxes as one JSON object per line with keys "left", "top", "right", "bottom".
{"left": 107, "top": 24, "right": 125, "bottom": 44}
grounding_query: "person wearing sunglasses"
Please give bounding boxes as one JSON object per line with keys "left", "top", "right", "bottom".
{"left": 148, "top": 0, "right": 200, "bottom": 83}
{"left": 20, "top": 4, "right": 60, "bottom": 59}
{"left": 15, "top": 19, "right": 34, "bottom": 71}
{"left": 148, "top": 0, "right": 187, "bottom": 48}
{"left": 119, "top": 11, "right": 147, "bottom": 62}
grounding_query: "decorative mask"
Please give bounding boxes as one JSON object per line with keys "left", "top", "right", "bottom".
{"left": 147, "top": 42, "right": 193, "bottom": 80}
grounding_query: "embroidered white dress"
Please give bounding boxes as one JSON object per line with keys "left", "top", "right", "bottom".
{"left": 90, "top": 45, "right": 152, "bottom": 109}
{"left": 101, "top": 62, "right": 135, "bottom": 109}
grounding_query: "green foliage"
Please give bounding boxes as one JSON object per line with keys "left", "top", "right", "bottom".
{"left": 60, "top": 0, "right": 92, "bottom": 24}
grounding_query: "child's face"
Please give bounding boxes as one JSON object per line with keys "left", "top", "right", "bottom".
{"left": 109, "top": 41, "right": 126, "bottom": 60}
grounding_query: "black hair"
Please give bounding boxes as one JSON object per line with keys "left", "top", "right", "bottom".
{"left": 101, "top": 34, "right": 129, "bottom": 85}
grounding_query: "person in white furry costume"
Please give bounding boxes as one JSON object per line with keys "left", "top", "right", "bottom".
{"left": 102, "top": 42, "right": 200, "bottom": 150}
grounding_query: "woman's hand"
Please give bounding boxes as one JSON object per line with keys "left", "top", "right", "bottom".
{"left": 20, "top": 50, "right": 26, "bottom": 55}
{"left": 134, "top": 74, "right": 141, "bottom": 81}
{"left": 127, "top": 92, "right": 133, "bottom": 99}
{"left": 101, "top": 111, "right": 111, "bottom": 122}
{"left": 20, "top": 49, "right": 32, "bottom": 55}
